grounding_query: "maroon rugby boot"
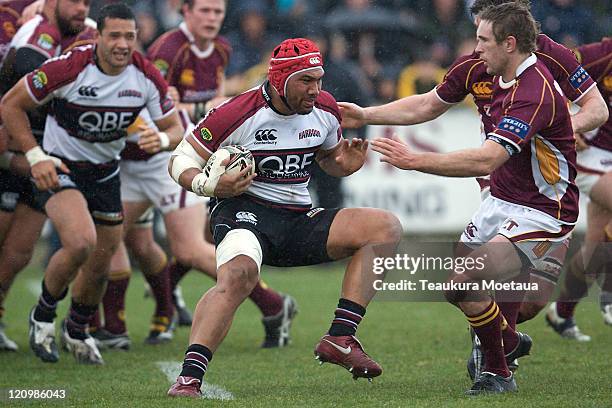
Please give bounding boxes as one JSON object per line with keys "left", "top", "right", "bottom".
{"left": 167, "top": 376, "right": 202, "bottom": 398}
{"left": 314, "top": 334, "right": 382, "bottom": 381}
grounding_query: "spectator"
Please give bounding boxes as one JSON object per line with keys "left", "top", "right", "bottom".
{"left": 532, "top": 0, "right": 599, "bottom": 46}
{"left": 225, "top": 1, "right": 282, "bottom": 77}
{"left": 396, "top": 45, "right": 447, "bottom": 98}
{"left": 308, "top": 31, "right": 372, "bottom": 208}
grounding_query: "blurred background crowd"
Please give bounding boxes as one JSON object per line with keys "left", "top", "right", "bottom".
{"left": 77, "top": 0, "right": 609, "bottom": 210}
{"left": 84, "top": 0, "right": 610, "bottom": 106}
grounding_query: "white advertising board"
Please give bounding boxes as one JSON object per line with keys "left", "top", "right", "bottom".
{"left": 342, "top": 107, "right": 587, "bottom": 233}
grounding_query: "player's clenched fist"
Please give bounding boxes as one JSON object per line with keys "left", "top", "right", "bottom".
{"left": 137, "top": 124, "right": 170, "bottom": 153}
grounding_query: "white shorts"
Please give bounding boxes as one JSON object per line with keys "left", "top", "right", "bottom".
{"left": 120, "top": 152, "right": 208, "bottom": 215}
{"left": 460, "top": 196, "right": 573, "bottom": 278}
{"left": 575, "top": 145, "right": 612, "bottom": 197}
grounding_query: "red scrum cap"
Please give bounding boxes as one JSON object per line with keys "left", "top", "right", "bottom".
{"left": 268, "top": 38, "right": 324, "bottom": 97}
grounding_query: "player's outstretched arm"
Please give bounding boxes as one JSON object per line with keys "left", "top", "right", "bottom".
{"left": 316, "top": 138, "right": 368, "bottom": 177}
{"left": 338, "top": 90, "right": 451, "bottom": 129}
{"left": 571, "top": 86, "right": 609, "bottom": 134}
{"left": 1, "top": 77, "right": 69, "bottom": 190}
{"left": 371, "top": 137, "right": 509, "bottom": 177}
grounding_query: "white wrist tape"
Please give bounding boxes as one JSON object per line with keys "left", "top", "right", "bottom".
{"left": 0, "top": 151, "right": 15, "bottom": 169}
{"left": 191, "top": 155, "right": 225, "bottom": 196}
{"left": 191, "top": 172, "right": 210, "bottom": 196}
{"left": 158, "top": 132, "right": 170, "bottom": 149}
{"left": 25, "top": 146, "right": 63, "bottom": 168}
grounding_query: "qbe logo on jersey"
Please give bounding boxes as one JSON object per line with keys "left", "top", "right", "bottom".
{"left": 236, "top": 211, "right": 258, "bottom": 225}
{"left": 255, "top": 151, "right": 316, "bottom": 181}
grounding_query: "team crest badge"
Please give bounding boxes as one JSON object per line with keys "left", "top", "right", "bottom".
{"left": 200, "top": 127, "right": 213, "bottom": 141}
{"left": 153, "top": 59, "right": 169, "bottom": 76}
{"left": 32, "top": 71, "right": 48, "bottom": 89}
{"left": 3, "top": 21, "right": 16, "bottom": 37}
{"left": 603, "top": 75, "right": 612, "bottom": 92}
{"left": 37, "top": 33, "right": 54, "bottom": 50}
{"left": 180, "top": 69, "right": 195, "bottom": 86}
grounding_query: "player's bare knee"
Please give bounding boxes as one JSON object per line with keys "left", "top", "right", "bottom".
{"left": 380, "top": 212, "right": 403, "bottom": 244}
{"left": 217, "top": 257, "right": 258, "bottom": 296}
{"left": 171, "top": 246, "right": 196, "bottom": 269}
{"left": 62, "top": 232, "right": 96, "bottom": 264}
{"left": 518, "top": 301, "right": 545, "bottom": 322}
{"left": 215, "top": 229, "right": 262, "bottom": 290}
{"left": 128, "top": 240, "right": 153, "bottom": 263}
{"left": 444, "top": 288, "right": 462, "bottom": 305}
{"left": 367, "top": 211, "right": 402, "bottom": 245}
{"left": 10, "top": 252, "right": 34, "bottom": 272}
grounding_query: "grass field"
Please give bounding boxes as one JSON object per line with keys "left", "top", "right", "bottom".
{"left": 1, "top": 261, "right": 611, "bottom": 407}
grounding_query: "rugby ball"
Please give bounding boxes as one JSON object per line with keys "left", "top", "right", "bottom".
{"left": 204, "top": 145, "right": 254, "bottom": 178}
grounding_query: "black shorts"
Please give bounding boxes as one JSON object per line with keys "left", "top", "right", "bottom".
{"left": 33, "top": 158, "right": 123, "bottom": 226}
{"left": 0, "top": 169, "right": 44, "bottom": 213}
{"left": 210, "top": 196, "right": 341, "bottom": 267}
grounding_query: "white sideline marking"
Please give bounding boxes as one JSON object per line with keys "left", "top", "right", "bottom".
{"left": 26, "top": 279, "right": 41, "bottom": 297}
{"left": 156, "top": 361, "right": 235, "bottom": 401}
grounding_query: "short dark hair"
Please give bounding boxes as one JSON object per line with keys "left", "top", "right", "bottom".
{"left": 96, "top": 3, "right": 135, "bottom": 32}
{"left": 470, "top": 0, "right": 531, "bottom": 17}
{"left": 182, "top": 0, "right": 227, "bottom": 10}
{"left": 480, "top": 2, "right": 538, "bottom": 54}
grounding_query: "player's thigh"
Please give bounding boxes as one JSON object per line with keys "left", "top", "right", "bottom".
{"left": 45, "top": 189, "right": 96, "bottom": 247}
{"left": 590, "top": 171, "right": 612, "bottom": 213}
{"left": 326, "top": 207, "right": 401, "bottom": 260}
{"left": 123, "top": 219, "right": 158, "bottom": 260}
{"left": 585, "top": 200, "right": 611, "bottom": 243}
{"left": 1, "top": 203, "right": 46, "bottom": 254}
{"left": 0, "top": 170, "right": 27, "bottom": 244}
{"left": 0, "top": 210, "right": 14, "bottom": 245}
{"left": 521, "top": 274, "right": 556, "bottom": 313}
{"left": 93, "top": 223, "right": 123, "bottom": 259}
{"left": 110, "top": 239, "right": 131, "bottom": 272}
{"left": 460, "top": 234, "right": 523, "bottom": 281}
{"left": 122, "top": 201, "right": 155, "bottom": 230}
{"left": 164, "top": 203, "right": 208, "bottom": 254}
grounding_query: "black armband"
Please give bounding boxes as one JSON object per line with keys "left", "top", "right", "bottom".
{"left": 487, "top": 135, "right": 520, "bottom": 157}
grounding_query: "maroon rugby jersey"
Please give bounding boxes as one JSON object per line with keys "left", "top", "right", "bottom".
{"left": 147, "top": 22, "right": 230, "bottom": 104}
{"left": 487, "top": 54, "right": 579, "bottom": 223}
{"left": 120, "top": 22, "right": 231, "bottom": 162}
{"left": 436, "top": 34, "right": 596, "bottom": 135}
{"left": 0, "top": 0, "right": 36, "bottom": 63}
{"left": 575, "top": 39, "right": 612, "bottom": 151}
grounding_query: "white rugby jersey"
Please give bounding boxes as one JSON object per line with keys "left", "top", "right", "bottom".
{"left": 190, "top": 83, "right": 342, "bottom": 209}
{"left": 25, "top": 44, "right": 174, "bottom": 163}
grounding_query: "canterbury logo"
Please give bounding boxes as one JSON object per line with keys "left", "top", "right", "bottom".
{"left": 323, "top": 339, "right": 351, "bottom": 354}
{"left": 78, "top": 86, "right": 99, "bottom": 97}
{"left": 472, "top": 82, "right": 492, "bottom": 97}
{"left": 236, "top": 211, "right": 257, "bottom": 224}
{"left": 309, "top": 56, "right": 321, "bottom": 65}
{"left": 255, "top": 129, "right": 277, "bottom": 142}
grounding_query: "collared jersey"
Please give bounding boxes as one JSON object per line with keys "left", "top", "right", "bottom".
{"left": 436, "top": 34, "right": 597, "bottom": 136}
{"left": 147, "top": 22, "right": 230, "bottom": 104}
{"left": 575, "top": 39, "right": 612, "bottom": 151}
{"left": 487, "top": 54, "right": 579, "bottom": 224}
{"left": 190, "top": 83, "right": 342, "bottom": 210}
{"left": 25, "top": 44, "right": 175, "bottom": 163}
